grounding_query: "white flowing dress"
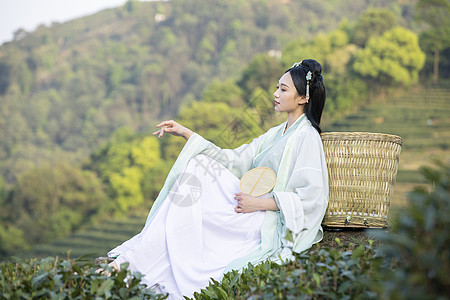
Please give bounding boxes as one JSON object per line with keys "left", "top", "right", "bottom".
{"left": 109, "top": 154, "right": 266, "bottom": 298}
{"left": 108, "top": 114, "right": 329, "bottom": 299}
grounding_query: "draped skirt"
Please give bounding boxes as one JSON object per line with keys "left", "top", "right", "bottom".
{"left": 108, "top": 154, "right": 266, "bottom": 299}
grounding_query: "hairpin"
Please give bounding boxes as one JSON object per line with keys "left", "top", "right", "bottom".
{"left": 305, "top": 71, "right": 312, "bottom": 102}
{"left": 290, "top": 61, "right": 303, "bottom": 68}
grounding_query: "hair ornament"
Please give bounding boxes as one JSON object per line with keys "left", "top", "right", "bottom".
{"left": 291, "top": 61, "right": 303, "bottom": 68}
{"left": 305, "top": 71, "right": 312, "bottom": 102}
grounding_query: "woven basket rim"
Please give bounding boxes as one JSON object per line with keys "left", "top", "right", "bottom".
{"left": 320, "top": 131, "right": 403, "bottom": 146}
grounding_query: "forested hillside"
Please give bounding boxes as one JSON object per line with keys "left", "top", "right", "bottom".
{"left": 1, "top": 0, "right": 448, "bottom": 258}
{"left": 0, "top": 0, "right": 414, "bottom": 184}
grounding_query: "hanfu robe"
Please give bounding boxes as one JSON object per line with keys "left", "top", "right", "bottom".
{"left": 108, "top": 114, "right": 329, "bottom": 299}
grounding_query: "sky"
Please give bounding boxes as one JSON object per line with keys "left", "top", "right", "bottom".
{"left": 0, "top": 0, "right": 129, "bottom": 45}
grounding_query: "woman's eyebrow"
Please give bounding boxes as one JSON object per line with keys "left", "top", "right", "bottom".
{"left": 280, "top": 83, "right": 290, "bottom": 88}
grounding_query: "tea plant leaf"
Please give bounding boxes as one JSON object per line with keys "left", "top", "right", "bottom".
{"left": 313, "top": 272, "right": 321, "bottom": 285}
{"left": 351, "top": 245, "right": 365, "bottom": 259}
{"left": 97, "top": 279, "right": 114, "bottom": 298}
{"left": 90, "top": 278, "right": 101, "bottom": 294}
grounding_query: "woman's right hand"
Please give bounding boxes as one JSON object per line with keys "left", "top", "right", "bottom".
{"left": 152, "top": 120, "right": 194, "bottom": 140}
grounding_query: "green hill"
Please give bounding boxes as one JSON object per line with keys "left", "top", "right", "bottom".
{"left": 0, "top": 0, "right": 410, "bottom": 185}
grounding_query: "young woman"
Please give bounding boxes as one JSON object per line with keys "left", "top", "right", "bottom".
{"left": 107, "top": 59, "right": 329, "bottom": 299}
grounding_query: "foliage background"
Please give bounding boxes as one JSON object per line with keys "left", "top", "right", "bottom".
{"left": 0, "top": 0, "right": 448, "bottom": 264}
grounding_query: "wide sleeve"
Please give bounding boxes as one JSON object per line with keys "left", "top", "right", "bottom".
{"left": 146, "top": 130, "right": 273, "bottom": 223}
{"left": 272, "top": 129, "right": 329, "bottom": 253}
{"left": 195, "top": 131, "right": 269, "bottom": 179}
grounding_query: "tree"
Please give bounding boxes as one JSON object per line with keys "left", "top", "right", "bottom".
{"left": 415, "top": 0, "right": 450, "bottom": 82}
{"left": 88, "top": 128, "right": 162, "bottom": 213}
{"left": 201, "top": 79, "right": 244, "bottom": 107}
{"left": 110, "top": 167, "right": 144, "bottom": 211}
{"left": 238, "top": 54, "right": 284, "bottom": 96}
{"left": 0, "top": 224, "right": 29, "bottom": 256}
{"left": 0, "top": 176, "right": 7, "bottom": 220}
{"left": 353, "top": 27, "right": 426, "bottom": 85}
{"left": 282, "top": 28, "right": 367, "bottom": 118}
{"left": 352, "top": 8, "right": 397, "bottom": 47}
{"left": 176, "top": 102, "right": 239, "bottom": 147}
{"left": 107, "top": 63, "right": 125, "bottom": 94}
{"left": 9, "top": 163, "right": 105, "bottom": 243}
{"left": 282, "top": 29, "right": 350, "bottom": 72}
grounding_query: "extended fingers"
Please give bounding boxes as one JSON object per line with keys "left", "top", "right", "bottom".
{"left": 152, "top": 128, "right": 163, "bottom": 135}
{"left": 158, "top": 126, "right": 174, "bottom": 138}
{"left": 156, "top": 120, "right": 175, "bottom": 127}
{"left": 153, "top": 127, "right": 168, "bottom": 138}
{"left": 153, "top": 120, "right": 176, "bottom": 138}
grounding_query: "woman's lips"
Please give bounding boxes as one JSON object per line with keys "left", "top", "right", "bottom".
{"left": 274, "top": 100, "right": 280, "bottom": 105}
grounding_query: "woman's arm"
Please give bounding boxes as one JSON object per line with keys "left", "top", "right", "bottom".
{"left": 234, "top": 192, "right": 279, "bottom": 213}
{"left": 153, "top": 120, "right": 264, "bottom": 176}
{"left": 152, "top": 120, "right": 194, "bottom": 141}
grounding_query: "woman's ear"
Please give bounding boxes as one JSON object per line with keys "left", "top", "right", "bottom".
{"left": 298, "top": 95, "right": 308, "bottom": 105}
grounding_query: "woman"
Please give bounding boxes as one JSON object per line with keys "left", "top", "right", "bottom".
{"left": 107, "top": 59, "right": 329, "bottom": 298}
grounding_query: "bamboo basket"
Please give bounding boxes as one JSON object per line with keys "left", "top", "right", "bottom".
{"left": 320, "top": 132, "right": 403, "bottom": 228}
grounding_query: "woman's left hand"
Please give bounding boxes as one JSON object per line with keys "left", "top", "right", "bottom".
{"left": 234, "top": 192, "right": 280, "bottom": 213}
{"left": 234, "top": 193, "right": 262, "bottom": 213}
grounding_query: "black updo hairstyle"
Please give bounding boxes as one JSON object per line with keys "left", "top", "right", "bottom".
{"left": 286, "top": 59, "right": 326, "bottom": 133}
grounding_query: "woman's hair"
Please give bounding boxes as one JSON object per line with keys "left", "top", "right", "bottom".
{"left": 286, "top": 59, "right": 326, "bottom": 133}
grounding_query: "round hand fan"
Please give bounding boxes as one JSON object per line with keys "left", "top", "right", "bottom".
{"left": 240, "top": 167, "right": 277, "bottom": 197}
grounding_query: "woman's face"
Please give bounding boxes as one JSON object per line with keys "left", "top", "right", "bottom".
{"left": 273, "top": 72, "right": 306, "bottom": 114}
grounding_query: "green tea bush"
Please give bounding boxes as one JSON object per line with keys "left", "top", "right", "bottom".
{"left": 373, "top": 161, "right": 450, "bottom": 299}
{"left": 0, "top": 256, "right": 167, "bottom": 299}
{"left": 191, "top": 240, "right": 381, "bottom": 300}
{"left": 2, "top": 162, "right": 448, "bottom": 299}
